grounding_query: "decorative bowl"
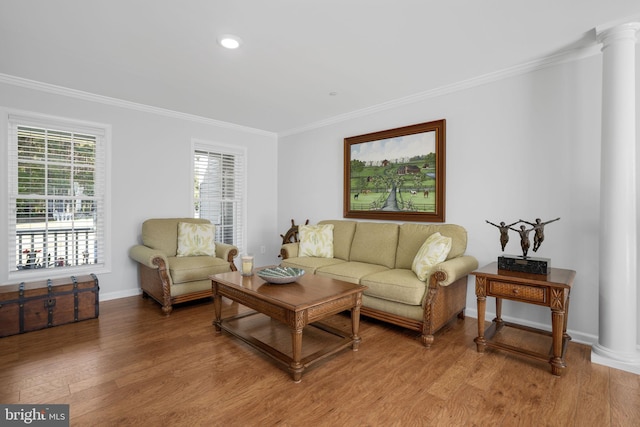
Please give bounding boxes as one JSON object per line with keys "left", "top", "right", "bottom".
{"left": 257, "top": 267, "right": 305, "bottom": 284}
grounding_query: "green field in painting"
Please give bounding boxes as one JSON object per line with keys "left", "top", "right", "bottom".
{"left": 349, "top": 158, "right": 436, "bottom": 212}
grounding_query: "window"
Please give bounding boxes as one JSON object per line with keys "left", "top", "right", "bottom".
{"left": 7, "top": 113, "right": 108, "bottom": 277}
{"left": 192, "top": 141, "right": 246, "bottom": 256}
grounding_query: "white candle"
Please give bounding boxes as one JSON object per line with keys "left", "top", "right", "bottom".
{"left": 241, "top": 256, "right": 253, "bottom": 276}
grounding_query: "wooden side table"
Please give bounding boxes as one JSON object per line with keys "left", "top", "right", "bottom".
{"left": 472, "top": 262, "right": 576, "bottom": 376}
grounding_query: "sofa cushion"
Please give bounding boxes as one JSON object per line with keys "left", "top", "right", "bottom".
{"left": 318, "top": 220, "right": 357, "bottom": 261}
{"left": 177, "top": 222, "right": 216, "bottom": 257}
{"left": 316, "top": 262, "right": 389, "bottom": 284}
{"left": 168, "top": 256, "right": 231, "bottom": 284}
{"left": 349, "top": 222, "right": 399, "bottom": 268}
{"left": 412, "top": 232, "right": 452, "bottom": 281}
{"left": 281, "top": 257, "right": 345, "bottom": 274}
{"left": 298, "top": 224, "right": 334, "bottom": 258}
{"left": 362, "top": 294, "right": 425, "bottom": 322}
{"left": 396, "top": 223, "right": 467, "bottom": 269}
{"left": 142, "top": 218, "right": 212, "bottom": 256}
{"left": 361, "top": 269, "right": 428, "bottom": 306}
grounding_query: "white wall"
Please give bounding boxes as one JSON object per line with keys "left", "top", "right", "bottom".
{"left": 1, "top": 44, "right": 638, "bottom": 345}
{"left": 0, "top": 81, "right": 281, "bottom": 300}
{"left": 278, "top": 50, "right": 639, "bottom": 345}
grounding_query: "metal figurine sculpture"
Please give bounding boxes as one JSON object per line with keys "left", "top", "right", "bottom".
{"left": 520, "top": 217, "right": 561, "bottom": 252}
{"left": 510, "top": 224, "right": 534, "bottom": 257}
{"left": 487, "top": 217, "right": 560, "bottom": 258}
{"left": 485, "top": 220, "right": 519, "bottom": 251}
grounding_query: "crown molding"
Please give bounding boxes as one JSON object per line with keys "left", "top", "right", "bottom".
{"left": 0, "top": 73, "right": 276, "bottom": 138}
{"left": 278, "top": 43, "right": 602, "bottom": 137}
{"left": 0, "top": 41, "right": 603, "bottom": 140}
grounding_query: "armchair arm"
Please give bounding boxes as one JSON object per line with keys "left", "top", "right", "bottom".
{"left": 280, "top": 242, "right": 299, "bottom": 260}
{"left": 129, "top": 245, "right": 170, "bottom": 270}
{"left": 430, "top": 255, "right": 479, "bottom": 287}
{"left": 215, "top": 242, "right": 239, "bottom": 271}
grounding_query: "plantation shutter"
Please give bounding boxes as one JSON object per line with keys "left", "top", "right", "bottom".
{"left": 193, "top": 142, "right": 246, "bottom": 256}
{"left": 8, "top": 114, "right": 107, "bottom": 275}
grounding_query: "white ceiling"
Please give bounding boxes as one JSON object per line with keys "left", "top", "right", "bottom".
{"left": 1, "top": 1, "right": 639, "bottom": 135}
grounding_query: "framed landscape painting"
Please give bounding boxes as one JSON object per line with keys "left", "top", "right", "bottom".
{"left": 343, "top": 119, "right": 446, "bottom": 222}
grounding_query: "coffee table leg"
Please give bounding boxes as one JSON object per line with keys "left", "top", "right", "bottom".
{"left": 351, "top": 302, "right": 362, "bottom": 351}
{"left": 290, "top": 326, "right": 304, "bottom": 383}
{"left": 212, "top": 284, "right": 222, "bottom": 333}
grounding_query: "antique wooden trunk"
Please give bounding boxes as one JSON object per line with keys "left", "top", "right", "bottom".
{"left": 0, "top": 274, "right": 99, "bottom": 338}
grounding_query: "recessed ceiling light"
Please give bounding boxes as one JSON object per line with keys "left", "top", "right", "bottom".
{"left": 218, "top": 34, "right": 242, "bottom": 49}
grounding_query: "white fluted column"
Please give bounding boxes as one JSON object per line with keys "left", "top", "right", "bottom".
{"left": 592, "top": 21, "right": 640, "bottom": 374}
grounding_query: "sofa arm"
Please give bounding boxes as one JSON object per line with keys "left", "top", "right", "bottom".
{"left": 129, "top": 245, "right": 169, "bottom": 270}
{"left": 280, "top": 242, "right": 299, "bottom": 260}
{"left": 215, "top": 242, "right": 239, "bottom": 271}
{"left": 430, "top": 255, "right": 479, "bottom": 287}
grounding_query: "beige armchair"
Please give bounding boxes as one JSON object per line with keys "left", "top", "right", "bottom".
{"left": 129, "top": 218, "right": 238, "bottom": 315}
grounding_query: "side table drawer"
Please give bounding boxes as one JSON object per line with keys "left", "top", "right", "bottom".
{"left": 488, "top": 280, "right": 546, "bottom": 303}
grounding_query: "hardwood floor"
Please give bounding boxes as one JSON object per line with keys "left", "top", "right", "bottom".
{"left": 1, "top": 295, "right": 638, "bottom": 426}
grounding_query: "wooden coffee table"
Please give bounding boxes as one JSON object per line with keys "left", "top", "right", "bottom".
{"left": 210, "top": 269, "right": 366, "bottom": 382}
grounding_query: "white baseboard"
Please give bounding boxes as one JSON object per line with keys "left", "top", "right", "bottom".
{"left": 100, "top": 288, "right": 141, "bottom": 302}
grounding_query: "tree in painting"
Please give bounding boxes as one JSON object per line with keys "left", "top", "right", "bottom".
{"left": 349, "top": 135, "right": 436, "bottom": 213}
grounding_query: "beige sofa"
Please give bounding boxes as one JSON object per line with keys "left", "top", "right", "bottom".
{"left": 129, "top": 218, "right": 238, "bottom": 315}
{"left": 280, "top": 220, "right": 478, "bottom": 347}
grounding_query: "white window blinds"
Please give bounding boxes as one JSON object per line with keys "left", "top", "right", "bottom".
{"left": 7, "top": 114, "right": 107, "bottom": 276}
{"left": 193, "top": 142, "right": 246, "bottom": 256}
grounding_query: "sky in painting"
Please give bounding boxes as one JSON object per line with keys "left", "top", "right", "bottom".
{"left": 350, "top": 131, "right": 435, "bottom": 163}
